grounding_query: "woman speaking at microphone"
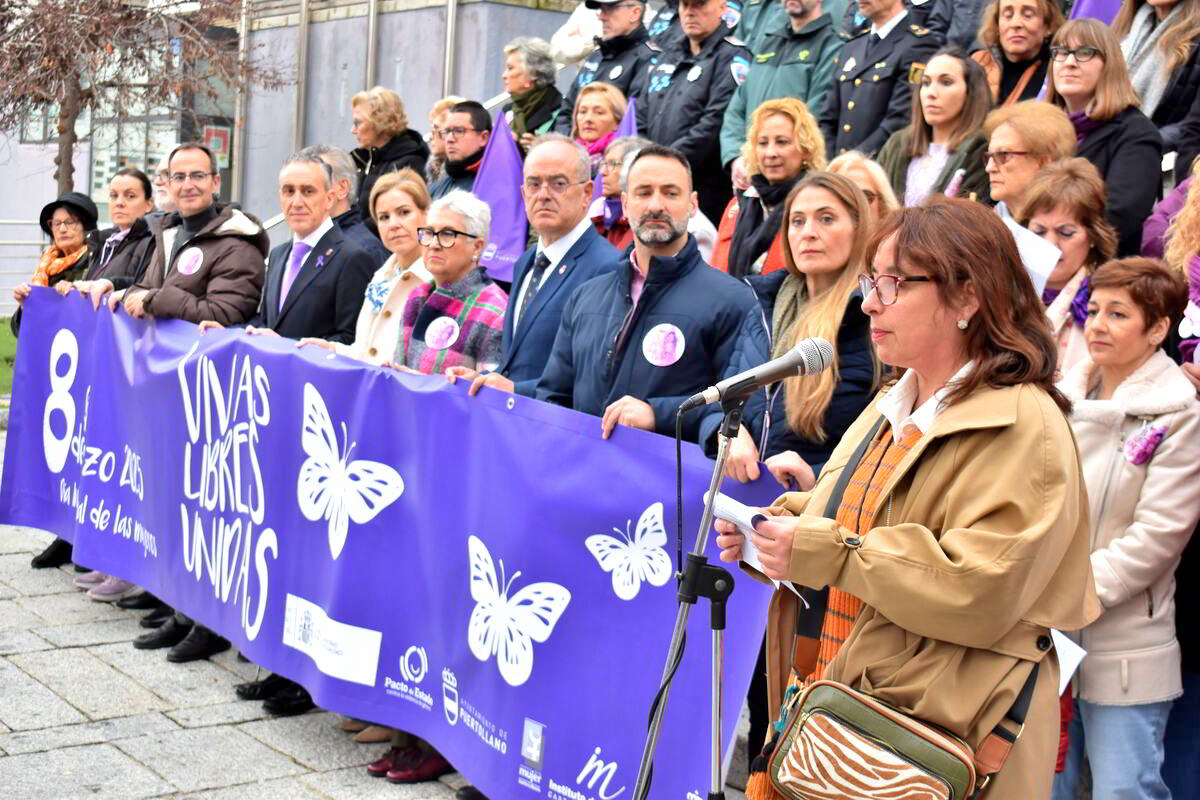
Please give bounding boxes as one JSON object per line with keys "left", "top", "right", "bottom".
{"left": 718, "top": 197, "right": 1100, "bottom": 799}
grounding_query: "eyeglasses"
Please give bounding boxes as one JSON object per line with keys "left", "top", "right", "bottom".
{"left": 522, "top": 177, "right": 587, "bottom": 195}
{"left": 1050, "top": 45, "right": 1101, "bottom": 63}
{"left": 602, "top": 159, "right": 625, "bottom": 170}
{"left": 49, "top": 218, "right": 82, "bottom": 230}
{"left": 984, "top": 149, "right": 1030, "bottom": 166}
{"left": 154, "top": 170, "right": 170, "bottom": 183}
{"left": 169, "top": 171, "right": 216, "bottom": 184}
{"left": 439, "top": 126, "right": 477, "bottom": 140}
{"left": 858, "top": 273, "right": 936, "bottom": 305}
{"left": 417, "top": 227, "right": 478, "bottom": 247}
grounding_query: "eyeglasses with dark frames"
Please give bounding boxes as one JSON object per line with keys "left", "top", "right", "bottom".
{"left": 1050, "top": 45, "right": 1101, "bottom": 63}
{"left": 416, "top": 227, "right": 478, "bottom": 248}
{"left": 984, "top": 149, "right": 1030, "bottom": 166}
{"left": 858, "top": 273, "right": 937, "bottom": 305}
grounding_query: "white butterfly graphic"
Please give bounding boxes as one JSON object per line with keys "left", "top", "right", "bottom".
{"left": 467, "top": 535, "right": 571, "bottom": 687}
{"left": 296, "top": 383, "right": 405, "bottom": 560}
{"left": 586, "top": 501, "right": 673, "bottom": 601}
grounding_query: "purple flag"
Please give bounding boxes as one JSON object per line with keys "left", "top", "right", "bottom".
{"left": 1069, "top": 0, "right": 1121, "bottom": 22}
{"left": 594, "top": 96, "right": 639, "bottom": 201}
{"left": 2, "top": 289, "right": 780, "bottom": 800}
{"left": 474, "top": 112, "right": 527, "bottom": 283}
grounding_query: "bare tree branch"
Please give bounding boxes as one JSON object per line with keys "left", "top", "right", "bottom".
{"left": 0, "top": 0, "right": 292, "bottom": 194}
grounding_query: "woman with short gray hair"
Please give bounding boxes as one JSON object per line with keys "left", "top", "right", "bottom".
{"left": 390, "top": 190, "right": 507, "bottom": 374}
{"left": 501, "top": 36, "right": 565, "bottom": 153}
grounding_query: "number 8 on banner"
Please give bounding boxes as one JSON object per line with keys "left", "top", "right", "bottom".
{"left": 43, "top": 329, "right": 78, "bottom": 474}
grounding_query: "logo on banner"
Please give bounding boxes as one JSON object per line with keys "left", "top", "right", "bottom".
{"left": 442, "top": 668, "right": 460, "bottom": 725}
{"left": 547, "top": 747, "right": 627, "bottom": 800}
{"left": 585, "top": 502, "right": 672, "bottom": 601}
{"left": 518, "top": 717, "right": 546, "bottom": 791}
{"left": 297, "top": 383, "right": 406, "bottom": 560}
{"left": 399, "top": 645, "right": 428, "bottom": 683}
{"left": 467, "top": 535, "right": 571, "bottom": 687}
{"left": 383, "top": 644, "right": 433, "bottom": 710}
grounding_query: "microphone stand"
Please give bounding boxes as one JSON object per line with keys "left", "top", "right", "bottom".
{"left": 633, "top": 397, "right": 745, "bottom": 800}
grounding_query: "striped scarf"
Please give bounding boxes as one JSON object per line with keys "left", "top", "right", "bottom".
{"left": 397, "top": 267, "right": 508, "bottom": 375}
{"left": 747, "top": 421, "right": 923, "bottom": 800}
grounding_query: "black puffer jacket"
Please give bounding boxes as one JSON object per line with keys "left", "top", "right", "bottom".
{"left": 352, "top": 129, "right": 431, "bottom": 212}
{"left": 85, "top": 217, "right": 156, "bottom": 290}
{"left": 1076, "top": 106, "right": 1163, "bottom": 257}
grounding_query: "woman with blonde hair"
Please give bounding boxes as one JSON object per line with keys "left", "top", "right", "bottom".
{"left": 350, "top": 86, "right": 430, "bottom": 212}
{"left": 427, "top": 95, "right": 466, "bottom": 185}
{"left": 1047, "top": 18, "right": 1162, "bottom": 255}
{"left": 712, "top": 98, "right": 824, "bottom": 277}
{"left": 878, "top": 46, "right": 994, "bottom": 206}
{"left": 723, "top": 171, "right": 877, "bottom": 776}
{"left": 983, "top": 99, "right": 1076, "bottom": 214}
{"left": 827, "top": 151, "right": 898, "bottom": 228}
{"left": 298, "top": 168, "right": 432, "bottom": 366}
{"left": 1114, "top": 0, "right": 1200, "bottom": 165}
{"left": 571, "top": 82, "right": 626, "bottom": 175}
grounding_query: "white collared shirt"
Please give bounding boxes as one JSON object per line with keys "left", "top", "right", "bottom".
{"left": 511, "top": 215, "right": 594, "bottom": 328}
{"left": 871, "top": 8, "right": 908, "bottom": 41}
{"left": 292, "top": 216, "right": 334, "bottom": 254}
{"left": 877, "top": 360, "right": 975, "bottom": 441}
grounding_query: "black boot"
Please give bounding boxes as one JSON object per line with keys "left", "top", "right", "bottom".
{"left": 133, "top": 614, "right": 192, "bottom": 649}
{"left": 30, "top": 538, "right": 72, "bottom": 569}
{"left": 456, "top": 787, "right": 489, "bottom": 800}
{"left": 167, "top": 624, "right": 230, "bottom": 663}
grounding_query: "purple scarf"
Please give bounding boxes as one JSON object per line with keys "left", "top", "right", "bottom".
{"left": 1068, "top": 110, "right": 1104, "bottom": 146}
{"left": 1043, "top": 274, "right": 1091, "bottom": 326}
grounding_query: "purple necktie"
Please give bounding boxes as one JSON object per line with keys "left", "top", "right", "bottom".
{"left": 279, "top": 241, "right": 312, "bottom": 309}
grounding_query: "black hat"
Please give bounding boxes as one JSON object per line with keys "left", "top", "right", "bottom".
{"left": 39, "top": 191, "right": 99, "bottom": 236}
{"left": 585, "top": 0, "right": 644, "bottom": 8}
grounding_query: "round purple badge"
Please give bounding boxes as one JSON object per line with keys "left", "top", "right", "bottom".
{"left": 424, "top": 317, "right": 461, "bottom": 350}
{"left": 642, "top": 323, "right": 686, "bottom": 367}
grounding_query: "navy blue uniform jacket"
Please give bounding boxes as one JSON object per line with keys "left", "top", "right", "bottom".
{"left": 535, "top": 235, "right": 768, "bottom": 446}
{"left": 502, "top": 226, "right": 620, "bottom": 395}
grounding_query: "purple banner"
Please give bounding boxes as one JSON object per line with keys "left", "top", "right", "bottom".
{"left": 1, "top": 290, "right": 779, "bottom": 800}
{"left": 476, "top": 112, "right": 529, "bottom": 283}
{"left": 1069, "top": 0, "right": 1120, "bottom": 22}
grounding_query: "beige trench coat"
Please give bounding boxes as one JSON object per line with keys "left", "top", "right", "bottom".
{"left": 757, "top": 382, "right": 1101, "bottom": 798}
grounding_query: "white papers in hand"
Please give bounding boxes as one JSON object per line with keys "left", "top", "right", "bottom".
{"left": 706, "top": 491, "right": 804, "bottom": 599}
{"left": 1050, "top": 629, "right": 1086, "bottom": 695}
{"left": 1002, "top": 217, "right": 1060, "bottom": 297}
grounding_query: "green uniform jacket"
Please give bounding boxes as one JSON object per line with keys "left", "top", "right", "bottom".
{"left": 719, "top": 14, "right": 843, "bottom": 167}
{"left": 733, "top": 0, "right": 787, "bottom": 52}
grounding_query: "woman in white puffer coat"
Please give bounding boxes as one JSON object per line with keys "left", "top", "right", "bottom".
{"left": 1054, "top": 257, "right": 1200, "bottom": 800}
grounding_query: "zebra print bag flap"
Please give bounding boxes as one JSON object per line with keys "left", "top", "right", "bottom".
{"left": 769, "top": 680, "right": 977, "bottom": 800}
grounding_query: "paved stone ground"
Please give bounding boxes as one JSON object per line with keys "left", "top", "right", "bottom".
{"left": 0, "top": 430, "right": 750, "bottom": 800}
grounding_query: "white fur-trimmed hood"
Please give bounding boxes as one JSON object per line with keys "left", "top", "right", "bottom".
{"left": 1059, "top": 349, "right": 1196, "bottom": 425}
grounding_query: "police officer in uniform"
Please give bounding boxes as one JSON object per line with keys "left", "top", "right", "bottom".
{"left": 818, "top": 0, "right": 938, "bottom": 157}
{"left": 720, "top": 0, "right": 843, "bottom": 170}
{"left": 637, "top": 0, "right": 751, "bottom": 223}
{"left": 556, "top": 0, "right": 661, "bottom": 133}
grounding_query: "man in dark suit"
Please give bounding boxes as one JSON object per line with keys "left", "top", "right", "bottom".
{"left": 199, "top": 152, "right": 375, "bottom": 718}
{"left": 818, "top": 0, "right": 939, "bottom": 157}
{"left": 238, "top": 154, "right": 375, "bottom": 342}
{"left": 446, "top": 135, "right": 618, "bottom": 397}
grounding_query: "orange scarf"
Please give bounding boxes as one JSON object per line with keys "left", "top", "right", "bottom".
{"left": 32, "top": 243, "right": 88, "bottom": 287}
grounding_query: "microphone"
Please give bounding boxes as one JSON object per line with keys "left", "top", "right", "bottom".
{"left": 679, "top": 337, "right": 834, "bottom": 411}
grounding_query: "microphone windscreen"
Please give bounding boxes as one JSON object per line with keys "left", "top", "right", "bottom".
{"left": 797, "top": 338, "right": 835, "bottom": 374}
